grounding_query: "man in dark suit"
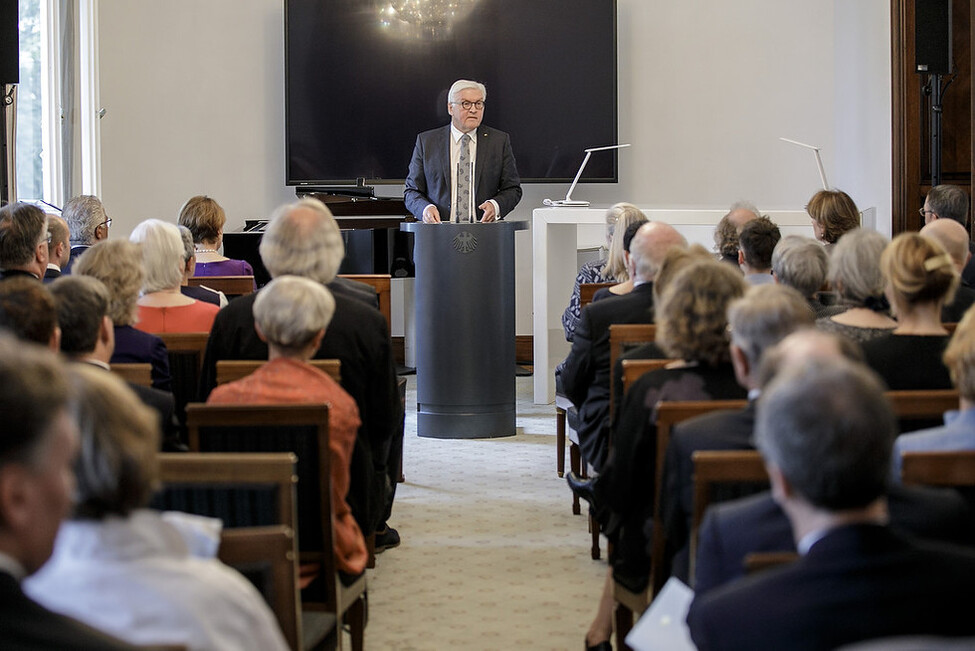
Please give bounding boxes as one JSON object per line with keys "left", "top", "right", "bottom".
{"left": 43, "top": 215, "right": 70, "bottom": 283}
{"left": 920, "top": 218, "right": 975, "bottom": 322}
{"left": 922, "top": 184, "right": 975, "bottom": 286}
{"left": 404, "top": 79, "right": 522, "bottom": 223}
{"left": 686, "top": 357, "right": 975, "bottom": 651}
{"left": 562, "top": 221, "right": 687, "bottom": 472}
{"left": 199, "top": 198, "right": 403, "bottom": 549}
{"left": 62, "top": 194, "right": 111, "bottom": 275}
{"left": 659, "top": 284, "right": 814, "bottom": 582}
{"left": 0, "top": 337, "right": 133, "bottom": 650}
{"left": 0, "top": 202, "right": 49, "bottom": 282}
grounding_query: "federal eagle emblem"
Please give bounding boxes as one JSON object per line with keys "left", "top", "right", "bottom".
{"left": 452, "top": 231, "right": 477, "bottom": 254}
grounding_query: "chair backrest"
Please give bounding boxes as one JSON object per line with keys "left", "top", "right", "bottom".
{"left": 185, "top": 402, "right": 338, "bottom": 611}
{"left": 337, "top": 274, "right": 392, "bottom": 330}
{"left": 188, "top": 275, "right": 255, "bottom": 297}
{"left": 620, "top": 358, "right": 674, "bottom": 398}
{"left": 887, "top": 389, "right": 959, "bottom": 433}
{"left": 111, "top": 362, "right": 153, "bottom": 387}
{"left": 580, "top": 282, "right": 616, "bottom": 308}
{"left": 153, "top": 452, "right": 297, "bottom": 533}
{"left": 218, "top": 526, "right": 301, "bottom": 651}
{"left": 945, "top": 322, "right": 958, "bottom": 333}
{"left": 743, "top": 551, "right": 798, "bottom": 575}
{"left": 157, "top": 332, "right": 210, "bottom": 430}
{"left": 649, "top": 399, "right": 748, "bottom": 596}
{"left": 215, "top": 359, "right": 341, "bottom": 385}
{"left": 689, "top": 450, "right": 769, "bottom": 584}
{"left": 610, "top": 324, "right": 659, "bottom": 419}
{"left": 901, "top": 450, "right": 975, "bottom": 487}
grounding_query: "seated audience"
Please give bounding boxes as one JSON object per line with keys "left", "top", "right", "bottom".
{"left": 922, "top": 184, "right": 975, "bottom": 285}
{"left": 178, "top": 195, "right": 255, "bottom": 278}
{"left": 44, "top": 215, "right": 70, "bottom": 283}
{"left": 62, "top": 194, "right": 110, "bottom": 275}
{"left": 737, "top": 216, "right": 780, "bottom": 285}
{"left": 770, "top": 235, "right": 837, "bottom": 318}
{"left": 24, "top": 365, "right": 288, "bottom": 650}
{"left": 591, "top": 212, "right": 649, "bottom": 300}
{"left": 694, "top": 330, "right": 973, "bottom": 596}
{"left": 569, "top": 259, "right": 747, "bottom": 650}
{"left": 920, "top": 218, "right": 975, "bottom": 322}
{"left": 806, "top": 188, "right": 860, "bottom": 252}
{"left": 0, "top": 277, "right": 60, "bottom": 350}
{"left": 0, "top": 202, "right": 49, "bottom": 281}
{"left": 562, "top": 221, "right": 686, "bottom": 472}
{"left": 893, "top": 304, "right": 975, "bottom": 478}
{"left": 49, "top": 275, "right": 182, "bottom": 451}
{"left": 713, "top": 201, "right": 760, "bottom": 269}
{"left": 75, "top": 241, "right": 172, "bottom": 391}
{"left": 199, "top": 198, "right": 402, "bottom": 553}
{"left": 129, "top": 219, "right": 219, "bottom": 333}
{"left": 177, "top": 225, "right": 227, "bottom": 307}
{"left": 208, "top": 275, "right": 368, "bottom": 577}
{"left": 862, "top": 232, "right": 958, "bottom": 390}
{"left": 659, "top": 284, "right": 814, "bottom": 582}
{"left": 561, "top": 203, "right": 643, "bottom": 342}
{"left": 816, "top": 228, "right": 897, "bottom": 343}
{"left": 687, "top": 356, "right": 975, "bottom": 650}
{"left": 0, "top": 337, "right": 132, "bottom": 649}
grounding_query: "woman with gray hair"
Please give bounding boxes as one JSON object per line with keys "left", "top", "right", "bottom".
{"left": 24, "top": 365, "right": 288, "bottom": 650}
{"left": 129, "top": 219, "right": 218, "bottom": 333}
{"left": 816, "top": 228, "right": 897, "bottom": 343}
{"left": 208, "top": 275, "right": 368, "bottom": 578}
{"left": 771, "top": 235, "right": 838, "bottom": 319}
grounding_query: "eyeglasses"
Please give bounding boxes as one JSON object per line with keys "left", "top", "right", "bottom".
{"left": 452, "top": 100, "right": 484, "bottom": 111}
{"left": 99, "top": 218, "right": 112, "bottom": 230}
{"left": 918, "top": 208, "right": 935, "bottom": 218}
{"left": 42, "top": 231, "right": 52, "bottom": 245}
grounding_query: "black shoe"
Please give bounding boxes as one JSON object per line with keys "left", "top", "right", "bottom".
{"left": 585, "top": 639, "right": 612, "bottom": 651}
{"left": 374, "top": 525, "right": 400, "bottom": 553}
{"left": 566, "top": 471, "right": 597, "bottom": 508}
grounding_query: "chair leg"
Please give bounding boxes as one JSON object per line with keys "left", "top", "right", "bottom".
{"left": 569, "top": 443, "right": 582, "bottom": 515}
{"left": 556, "top": 407, "right": 566, "bottom": 477}
{"left": 590, "top": 512, "right": 601, "bottom": 560}
{"left": 345, "top": 595, "right": 366, "bottom": 651}
{"left": 615, "top": 602, "right": 634, "bottom": 651}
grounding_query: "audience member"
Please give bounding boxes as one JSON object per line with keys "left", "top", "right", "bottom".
{"left": 208, "top": 276, "right": 368, "bottom": 577}
{"left": 129, "top": 219, "right": 219, "bottom": 333}
{"left": 49, "top": 275, "right": 181, "bottom": 451}
{"left": 0, "top": 277, "right": 60, "bottom": 350}
{"left": 561, "top": 203, "right": 643, "bottom": 341}
{"left": 862, "top": 232, "right": 957, "bottom": 390}
{"left": 75, "top": 241, "right": 172, "bottom": 391}
{"left": 177, "top": 195, "right": 255, "bottom": 278}
{"left": 806, "top": 188, "right": 860, "bottom": 251}
{"left": 920, "top": 218, "right": 975, "bottom": 322}
{"left": 176, "top": 224, "right": 227, "bottom": 307}
{"left": 694, "top": 329, "right": 972, "bottom": 595}
{"left": 659, "top": 284, "right": 814, "bottom": 582}
{"left": 687, "top": 357, "right": 975, "bottom": 650}
{"left": 816, "top": 228, "right": 897, "bottom": 343}
{"left": 0, "top": 336, "right": 133, "bottom": 649}
{"left": 737, "top": 216, "right": 780, "bottom": 285}
{"left": 923, "top": 184, "right": 975, "bottom": 286}
{"left": 24, "top": 365, "right": 288, "bottom": 650}
{"left": 44, "top": 215, "right": 70, "bottom": 283}
{"left": 713, "top": 201, "right": 761, "bottom": 268}
{"left": 770, "top": 235, "right": 835, "bottom": 318}
{"left": 199, "top": 198, "right": 402, "bottom": 551}
{"left": 0, "top": 202, "right": 49, "bottom": 281}
{"left": 62, "top": 194, "right": 110, "bottom": 275}
{"left": 592, "top": 216, "right": 650, "bottom": 300}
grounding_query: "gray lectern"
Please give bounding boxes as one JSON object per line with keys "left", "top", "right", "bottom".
{"left": 401, "top": 221, "right": 527, "bottom": 438}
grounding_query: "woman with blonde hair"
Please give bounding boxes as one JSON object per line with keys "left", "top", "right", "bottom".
{"left": 807, "top": 189, "right": 860, "bottom": 250}
{"left": 862, "top": 232, "right": 959, "bottom": 389}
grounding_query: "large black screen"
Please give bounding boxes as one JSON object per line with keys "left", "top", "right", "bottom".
{"left": 285, "top": 0, "right": 618, "bottom": 186}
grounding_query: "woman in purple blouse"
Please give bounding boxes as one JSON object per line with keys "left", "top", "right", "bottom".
{"left": 178, "top": 195, "right": 255, "bottom": 279}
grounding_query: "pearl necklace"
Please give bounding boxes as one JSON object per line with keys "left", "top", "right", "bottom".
{"left": 195, "top": 248, "right": 219, "bottom": 254}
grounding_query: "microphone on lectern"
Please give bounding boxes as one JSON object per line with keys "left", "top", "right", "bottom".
{"left": 544, "top": 143, "right": 632, "bottom": 207}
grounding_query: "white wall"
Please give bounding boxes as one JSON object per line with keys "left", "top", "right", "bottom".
{"left": 95, "top": 0, "right": 892, "bottom": 335}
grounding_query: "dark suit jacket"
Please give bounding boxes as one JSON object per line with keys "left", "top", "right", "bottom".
{"left": 963, "top": 240, "right": 975, "bottom": 287}
{"left": 561, "top": 283, "right": 655, "bottom": 471}
{"left": 42, "top": 267, "right": 61, "bottom": 284}
{"left": 0, "top": 268, "right": 40, "bottom": 282}
{"left": 404, "top": 125, "right": 522, "bottom": 222}
{"left": 694, "top": 485, "right": 975, "bottom": 596}
{"left": 180, "top": 284, "right": 221, "bottom": 306}
{"left": 943, "top": 279, "right": 975, "bottom": 323}
{"left": 660, "top": 401, "right": 757, "bottom": 582}
{"left": 64, "top": 245, "right": 90, "bottom": 276}
{"left": 688, "top": 524, "right": 975, "bottom": 651}
{"left": 328, "top": 277, "right": 379, "bottom": 311}
{"left": 199, "top": 289, "right": 402, "bottom": 534}
{"left": 0, "top": 571, "right": 134, "bottom": 650}
{"left": 110, "top": 326, "right": 171, "bottom": 392}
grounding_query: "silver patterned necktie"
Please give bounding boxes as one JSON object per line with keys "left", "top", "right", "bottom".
{"left": 456, "top": 133, "right": 472, "bottom": 223}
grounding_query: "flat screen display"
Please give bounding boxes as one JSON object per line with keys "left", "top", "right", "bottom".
{"left": 285, "top": 0, "right": 618, "bottom": 186}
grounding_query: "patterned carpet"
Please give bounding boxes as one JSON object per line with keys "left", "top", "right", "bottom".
{"left": 361, "top": 376, "right": 607, "bottom": 650}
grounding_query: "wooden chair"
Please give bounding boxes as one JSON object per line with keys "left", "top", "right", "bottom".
{"left": 945, "top": 322, "right": 958, "bottom": 333}
{"left": 185, "top": 403, "right": 365, "bottom": 651}
{"left": 901, "top": 450, "right": 975, "bottom": 488}
{"left": 219, "top": 526, "right": 302, "bottom": 651}
{"left": 743, "top": 551, "right": 798, "bottom": 575}
{"left": 887, "top": 388, "right": 958, "bottom": 426}
{"left": 188, "top": 275, "right": 255, "bottom": 297}
{"left": 689, "top": 450, "right": 769, "bottom": 584}
{"left": 215, "top": 359, "right": 341, "bottom": 385}
{"left": 579, "top": 281, "right": 616, "bottom": 306}
{"left": 158, "top": 332, "right": 210, "bottom": 434}
{"left": 111, "top": 362, "right": 153, "bottom": 387}
{"left": 338, "top": 274, "right": 392, "bottom": 330}
{"left": 620, "top": 358, "right": 674, "bottom": 398}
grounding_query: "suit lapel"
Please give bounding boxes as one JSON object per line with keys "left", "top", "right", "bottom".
{"left": 475, "top": 128, "right": 489, "bottom": 203}
{"left": 439, "top": 125, "right": 452, "bottom": 190}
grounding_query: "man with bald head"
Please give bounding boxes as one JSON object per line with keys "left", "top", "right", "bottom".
{"left": 923, "top": 184, "right": 975, "bottom": 286}
{"left": 562, "top": 221, "right": 687, "bottom": 471}
{"left": 43, "top": 215, "right": 70, "bottom": 283}
{"left": 921, "top": 219, "right": 975, "bottom": 322}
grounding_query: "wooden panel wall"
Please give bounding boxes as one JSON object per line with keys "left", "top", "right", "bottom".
{"left": 892, "top": 0, "right": 973, "bottom": 234}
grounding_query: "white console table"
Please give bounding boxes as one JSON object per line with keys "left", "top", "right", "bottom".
{"left": 531, "top": 206, "right": 821, "bottom": 404}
